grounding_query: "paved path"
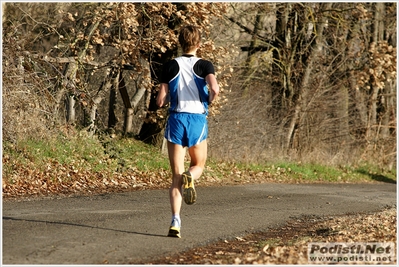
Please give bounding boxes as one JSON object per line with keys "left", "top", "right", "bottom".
{"left": 2, "top": 183, "right": 396, "bottom": 264}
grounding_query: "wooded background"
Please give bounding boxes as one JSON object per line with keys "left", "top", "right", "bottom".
{"left": 2, "top": 2, "right": 396, "bottom": 169}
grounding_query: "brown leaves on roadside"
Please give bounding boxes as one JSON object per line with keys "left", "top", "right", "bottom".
{"left": 2, "top": 159, "right": 170, "bottom": 200}
{"left": 147, "top": 208, "right": 396, "bottom": 265}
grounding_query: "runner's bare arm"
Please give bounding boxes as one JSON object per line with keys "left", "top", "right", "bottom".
{"left": 156, "top": 83, "right": 169, "bottom": 107}
{"left": 205, "top": 74, "right": 219, "bottom": 104}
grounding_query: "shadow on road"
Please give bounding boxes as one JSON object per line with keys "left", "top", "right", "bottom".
{"left": 355, "top": 170, "right": 396, "bottom": 184}
{"left": 2, "top": 216, "right": 166, "bottom": 238}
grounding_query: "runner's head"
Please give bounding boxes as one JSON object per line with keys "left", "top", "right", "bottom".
{"left": 179, "top": 25, "right": 201, "bottom": 53}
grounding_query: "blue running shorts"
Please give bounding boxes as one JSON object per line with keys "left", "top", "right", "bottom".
{"left": 165, "top": 112, "right": 208, "bottom": 148}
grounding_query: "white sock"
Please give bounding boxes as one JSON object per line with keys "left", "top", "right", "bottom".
{"left": 172, "top": 214, "right": 181, "bottom": 226}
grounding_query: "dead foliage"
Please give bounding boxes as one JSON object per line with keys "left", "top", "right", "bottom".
{"left": 144, "top": 208, "right": 396, "bottom": 265}
{"left": 2, "top": 158, "right": 170, "bottom": 200}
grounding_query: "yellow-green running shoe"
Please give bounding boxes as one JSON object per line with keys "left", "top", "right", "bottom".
{"left": 167, "top": 219, "right": 181, "bottom": 238}
{"left": 182, "top": 171, "right": 196, "bottom": 205}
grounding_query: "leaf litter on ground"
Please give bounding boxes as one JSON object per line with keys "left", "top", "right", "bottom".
{"left": 2, "top": 137, "right": 397, "bottom": 264}
{"left": 144, "top": 207, "right": 396, "bottom": 265}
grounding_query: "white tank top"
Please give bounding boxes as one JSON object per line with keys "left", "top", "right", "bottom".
{"left": 169, "top": 56, "right": 207, "bottom": 114}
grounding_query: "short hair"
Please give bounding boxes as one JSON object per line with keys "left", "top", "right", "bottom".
{"left": 178, "top": 25, "right": 201, "bottom": 53}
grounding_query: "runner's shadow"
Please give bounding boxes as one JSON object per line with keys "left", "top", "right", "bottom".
{"left": 2, "top": 216, "right": 167, "bottom": 238}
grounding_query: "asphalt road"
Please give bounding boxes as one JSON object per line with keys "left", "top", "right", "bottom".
{"left": 2, "top": 183, "right": 396, "bottom": 265}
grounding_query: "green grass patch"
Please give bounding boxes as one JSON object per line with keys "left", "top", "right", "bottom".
{"left": 115, "top": 138, "right": 170, "bottom": 171}
{"left": 3, "top": 135, "right": 395, "bottom": 185}
{"left": 352, "top": 164, "right": 396, "bottom": 184}
{"left": 271, "top": 162, "right": 343, "bottom": 182}
{"left": 2, "top": 135, "right": 171, "bottom": 177}
{"left": 225, "top": 161, "right": 396, "bottom": 184}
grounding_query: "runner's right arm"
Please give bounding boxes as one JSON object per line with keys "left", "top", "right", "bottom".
{"left": 156, "top": 83, "right": 169, "bottom": 107}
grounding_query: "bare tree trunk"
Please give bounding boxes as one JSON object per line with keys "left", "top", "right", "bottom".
{"left": 367, "top": 3, "right": 386, "bottom": 139}
{"left": 108, "top": 71, "right": 120, "bottom": 130}
{"left": 374, "top": 3, "right": 394, "bottom": 139}
{"left": 130, "top": 84, "right": 147, "bottom": 110}
{"left": 66, "top": 93, "right": 76, "bottom": 123}
{"left": 369, "top": 86, "right": 379, "bottom": 137}
{"left": 335, "top": 8, "right": 352, "bottom": 147}
{"left": 85, "top": 96, "right": 102, "bottom": 136}
{"left": 373, "top": 3, "right": 385, "bottom": 43}
{"left": 84, "top": 66, "right": 118, "bottom": 135}
{"left": 122, "top": 56, "right": 151, "bottom": 134}
{"left": 54, "top": 58, "right": 77, "bottom": 123}
{"left": 338, "top": 85, "right": 350, "bottom": 141}
{"left": 90, "top": 97, "right": 101, "bottom": 127}
{"left": 272, "top": 3, "right": 292, "bottom": 109}
{"left": 117, "top": 74, "right": 133, "bottom": 134}
{"left": 352, "top": 77, "right": 368, "bottom": 131}
{"left": 281, "top": 4, "right": 294, "bottom": 108}
{"left": 54, "top": 20, "right": 100, "bottom": 124}
{"left": 380, "top": 73, "right": 395, "bottom": 138}
{"left": 124, "top": 108, "right": 134, "bottom": 134}
{"left": 285, "top": 3, "right": 332, "bottom": 151}
{"left": 245, "top": 12, "right": 263, "bottom": 65}
{"left": 131, "top": 56, "right": 151, "bottom": 109}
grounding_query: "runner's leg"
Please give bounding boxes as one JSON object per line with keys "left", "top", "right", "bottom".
{"left": 167, "top": 141, "right": 186, "bottom": 215}
{"left": 187, "top": 139, "right": 207, "bottom": 180}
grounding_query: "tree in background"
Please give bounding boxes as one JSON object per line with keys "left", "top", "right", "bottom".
{"left": 2, "top": 2, "right": 232, "bottom": 142}
{"left": 209, "top": 2, "right": 396, "bottom": 168}
{"left": 2, "top": 2, "right": 396, "bottom": 168}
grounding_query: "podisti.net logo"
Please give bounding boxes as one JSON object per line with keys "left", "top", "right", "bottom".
{"left": 307, "top": 242, "right": 395, "bottom": 264}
